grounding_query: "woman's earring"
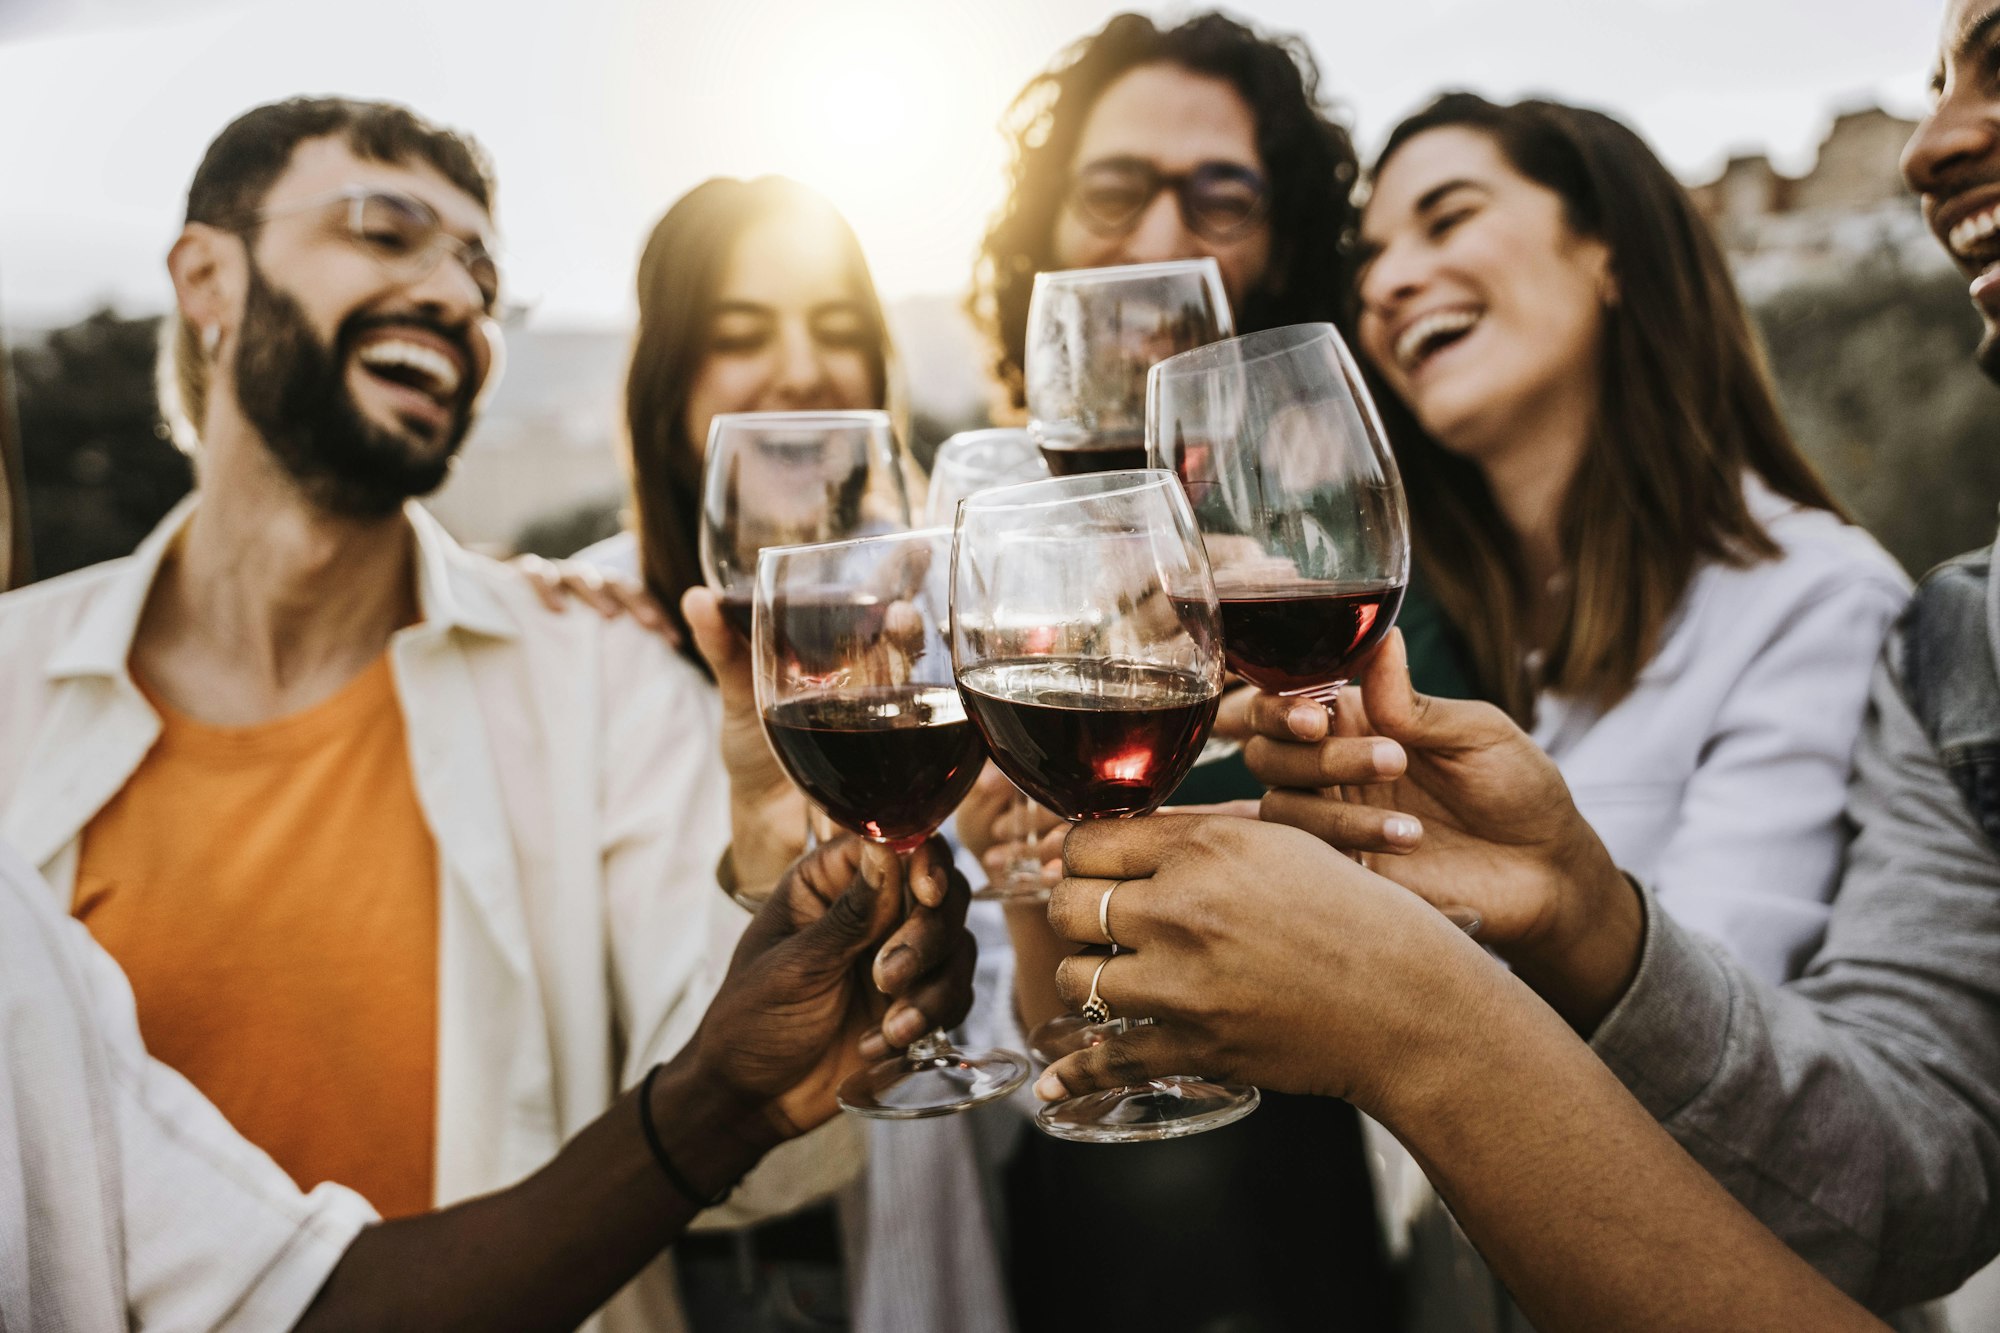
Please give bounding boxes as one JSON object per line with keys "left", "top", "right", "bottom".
{"left": 202, "top": 324, "right": 222, "bottom": 356}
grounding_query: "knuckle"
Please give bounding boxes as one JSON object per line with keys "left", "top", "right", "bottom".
{"left": 1104, "top": 1043, "right": 1153, "bottom": 1087}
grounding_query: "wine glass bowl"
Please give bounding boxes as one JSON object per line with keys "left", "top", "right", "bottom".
{"left": 1148, "top": 323, "right": 1411, "bottom": 702}
{"left": 1023, "top": 259, "right": 1233, "bottom": 478}
{"left": 753, "top": 530, "right": 1030, "bottom": 1117}
{"left": 924, "top": 428, "right": 1050, "bottom": 526}
{"left": 700, "top": 409, "right": 913, "bottom": 637}
{"left": 949, "top": 470, "right": 1259, "bottom": 1142}
{"left": 926, "top": 428, "right": 1055, "bottom": 901}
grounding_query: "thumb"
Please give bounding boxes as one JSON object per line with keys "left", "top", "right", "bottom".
{"left": 784, "top": 841, "right": 902, "bottom": 975}
{"left": 1359, "top": 630, "right": 1451, "bottom": 748}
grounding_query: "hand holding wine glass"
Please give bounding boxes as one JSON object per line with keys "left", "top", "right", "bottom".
{"left": 700, "top": 409, "right": 916, "bottom": 887}
{"left": 754, "top": 529, "right": 1031, "bottom": 1117}
{"left": 950, "top": 469, "right": 1259, "bottom": 1142}
{"left": 1240, "top": 631, "right": 1641, "bottom": 1032}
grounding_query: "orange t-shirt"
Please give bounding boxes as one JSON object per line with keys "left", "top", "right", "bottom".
{"left": 74, "top": 654, "right": 440, "bottom": 1219}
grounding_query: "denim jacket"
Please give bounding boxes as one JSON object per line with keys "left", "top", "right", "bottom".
{"left": 1903, "top": 541, "right": 2000, "bottom": 848}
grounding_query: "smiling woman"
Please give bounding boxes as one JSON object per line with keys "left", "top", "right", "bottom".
{"left": 1348, "top": 90, "right": 1911, "bottom": 1330}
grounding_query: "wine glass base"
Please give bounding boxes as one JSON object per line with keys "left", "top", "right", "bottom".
{"left": 1034, "top": 1077, "right": 1260, "bottom": 1143}
{"left": 836, "top": 1046, "right": 1032, "bottom": 1120}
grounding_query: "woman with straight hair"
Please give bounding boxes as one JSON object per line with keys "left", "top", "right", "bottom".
{"left": 527, "top": 176, "right": 1016, "bottom": 1333}
{"left": 553, "top": 175, "right": 896, "bottom": 645}
{"left": 1344, "top": 91, "right": 1908, "bottom": 1328}
{"left": 1355, "top": 92, "right": 1906, "bottom": 980}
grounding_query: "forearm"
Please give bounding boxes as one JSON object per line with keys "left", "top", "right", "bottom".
{"left": 1007, "top": 898, "right": 1073, "bottom": 1034}
{"left": 1592, "top": 894, "right": 2000, "bottom": 1308}
{"left": 1376, "top": 969, "right": 1885, "bottom": 1333}
{"left": 295, "top": 1058, "right": 774, "bottom": 1332}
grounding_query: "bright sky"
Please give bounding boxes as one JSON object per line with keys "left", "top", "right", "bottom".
{"left": 0, "top": 0, "right": 1942, "bottom": 328}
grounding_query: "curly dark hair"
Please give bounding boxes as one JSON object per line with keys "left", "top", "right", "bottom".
{"left": 969, "top": 11, "right": 1359, "bottom": 408}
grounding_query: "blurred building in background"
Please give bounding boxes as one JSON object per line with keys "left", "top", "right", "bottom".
{"left": 1691, "top": 106, "right": 1942, "bottom": 298}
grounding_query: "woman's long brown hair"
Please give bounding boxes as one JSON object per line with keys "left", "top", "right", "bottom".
{"left": 1369, "top": 94, "right": 1844, "bottom": 722}
{"left": 623, "top": 176, "right": 892, "bottom": 668}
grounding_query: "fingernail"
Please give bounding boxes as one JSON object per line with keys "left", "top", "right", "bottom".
{"left": 887, "top": 1007, "right": 926, "bottom": 1046}
{"left": 1288, "top": 703, "right": 1320, "bottom": 738}
{"left": 1384, "top": 815, "right": 1422, "bottom": 844}
{"left": 858, "top": 1032, "right": 889, "bottom": 1059}
{"left": 1034, "top": 1071, "right": 1066, "bottom": 1101}
{"left": 874, "top": 946, "right": 914, "bottom": 993}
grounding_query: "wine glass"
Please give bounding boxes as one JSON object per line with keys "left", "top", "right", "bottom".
{"left": 754, "top": 529, "right": 1032, "bottom": 1118}
{"left": 950, "top": 470, "right": 1260, "bottom": 1143}
{"left": 1023, "top": 258, "right": 1233, "bottom": 479}
{"left": 924, "top": 428, "right": 1049, "bottom": 525}
{"left": 926, "top": 428, "right": 1053, "bottom": 902}
{"left": 699, "top": 410, "right": 914, "bottom": 639}
{"left": 1147, "top": 323, "right": 1411, "bottom": 702}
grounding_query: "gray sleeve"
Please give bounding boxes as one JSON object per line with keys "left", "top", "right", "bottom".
{"left": 1591, "top": 651, "right": 2000, "bottom": 1313}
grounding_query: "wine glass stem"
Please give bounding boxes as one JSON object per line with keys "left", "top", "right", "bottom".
{"left": 1003, "top": 789, "right": 1042, "bottom": 883}
{"left": 906, "top": 1030, "right": 953, "bottom": 1063}
{"left": 889, "top": 846, "right": 962, "bottom": 1063}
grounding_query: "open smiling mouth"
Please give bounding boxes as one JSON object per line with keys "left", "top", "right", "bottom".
{"left": 1947, "top": 201, "right": 2000, "bottom": 283}
{"left": 354, "top": 335, "right": 466, "bottom": 420}
{"left": 1393, "top": 307, "right": 1483, "bottom": 375}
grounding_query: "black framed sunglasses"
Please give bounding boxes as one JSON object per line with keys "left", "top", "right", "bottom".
{"left": 1066, "top": 158, "right": 1270, "bottom": 243}
{"left": 249, "top": 186, "right": 509, "bottom": 319}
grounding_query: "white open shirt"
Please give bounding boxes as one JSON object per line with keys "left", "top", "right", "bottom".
{"left": 0, "top": 500, "right": 857, "bottom": 1333}
{"left": 0, "top": 836, "right": 375, "bottom": 1331}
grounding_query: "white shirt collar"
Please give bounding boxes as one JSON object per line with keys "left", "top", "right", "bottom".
{"left": 43, "top": 494, "right": 518, "bottom": 683}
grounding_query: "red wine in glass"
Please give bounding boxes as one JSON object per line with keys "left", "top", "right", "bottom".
{"left": 957, "top": 659, "right": 1220, "bottom": 820}
{"left": 1196, "top": 580, "right": 1407, "bottom": 697}
{"left": 1037, "top": 427, "right": 1151, "bottom": 479}
{"left": 762, "top": 685, "right": 985, "bottom": 852}
{"left": 718, "top": 590, "right": 757, "bottom": 640}
{"left": 768, "top": 588, "right": 888, "bottom": 675}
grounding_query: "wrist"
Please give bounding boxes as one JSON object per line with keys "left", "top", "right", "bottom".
{"left": 646, "top": 1053, "right": 785, "bottom": 1200}
{"left": 727, "top": 795, "right": 805, "bottom": 900}
{"left": 1507, "top": 844, "right": 1644, "bottom": 1036}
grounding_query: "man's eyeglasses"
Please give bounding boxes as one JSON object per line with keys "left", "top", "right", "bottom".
{"left": 1066, "top": 158, "right": 1270, "bottom": 243}
{"left": 247, "top": 187, "right": 508, "bottom": 319}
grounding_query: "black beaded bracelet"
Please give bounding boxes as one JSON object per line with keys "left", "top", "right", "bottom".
{"left": 638, "top": 1063, "right": 736, "bottom": 1209}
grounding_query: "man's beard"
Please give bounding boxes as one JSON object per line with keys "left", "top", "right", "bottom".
{"left": 231, "top": 261, "right": 475, "bottom": 519}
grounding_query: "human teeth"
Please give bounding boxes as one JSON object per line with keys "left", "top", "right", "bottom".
{"left": 1393, "top": 308, "right": 1480, "bottom": 370}
{"left": 357, "top": 339, "right": 461, "bottom": 397}
{"left": 1948, "top": 205, "right": 2000, "bottom": 259}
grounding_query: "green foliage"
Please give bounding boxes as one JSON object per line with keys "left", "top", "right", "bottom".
{"left": 1755, "top": 265, "right": 2000, "bottom": 576}
{"left": 11, "top": 310, "right": 192, "bottom": 582}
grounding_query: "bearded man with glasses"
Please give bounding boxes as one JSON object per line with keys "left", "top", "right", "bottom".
{"left": 0, "top": 97, "right": 856, "bottom": 1333}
